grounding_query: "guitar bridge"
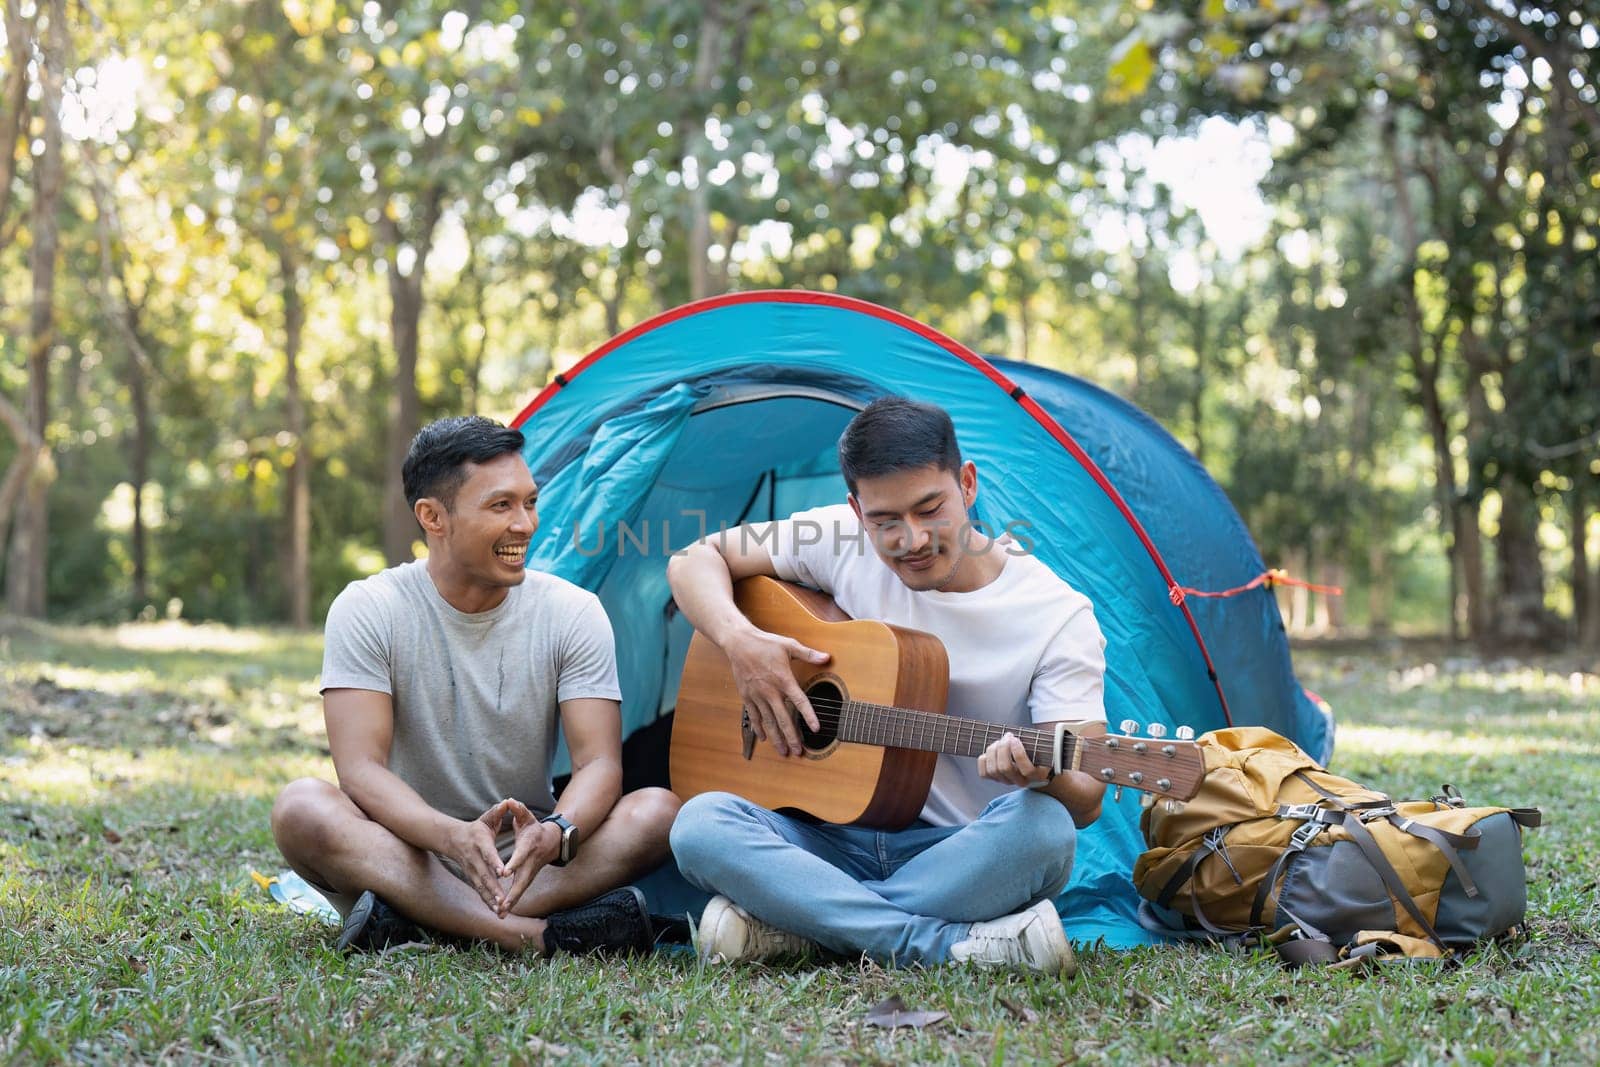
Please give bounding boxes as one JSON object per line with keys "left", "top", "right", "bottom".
{"left": 740, "top": 707, "right": 757, "bottom": 761}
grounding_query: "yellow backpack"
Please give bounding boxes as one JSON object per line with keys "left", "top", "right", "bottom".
{"left": 1132, "top": 727, "right": 1542, "bottom": 967}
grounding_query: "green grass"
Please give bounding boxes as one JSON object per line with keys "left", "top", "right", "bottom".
{"left": 3, "top": 618, "right": 1597, "bottom": 1065}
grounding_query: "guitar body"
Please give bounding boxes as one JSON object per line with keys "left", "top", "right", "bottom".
{"left": 670, "top": 577, "right": 949, "bottom": 829}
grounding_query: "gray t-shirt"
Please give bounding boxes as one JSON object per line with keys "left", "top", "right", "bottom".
{"left": 320, "top": 560, "right": 622, "bottom": 822}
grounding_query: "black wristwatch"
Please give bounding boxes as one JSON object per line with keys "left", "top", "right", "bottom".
{"left": 539, "top": 813, "right": 579, "bottom": 866}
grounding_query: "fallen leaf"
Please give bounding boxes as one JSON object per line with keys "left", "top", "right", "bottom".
{"left": 1126, "top": 988, "right": 1169, "bottom": 1012}
{"left": 1269, "top": 993, "right": 1291, "bottom": 1007}
{"left": 863, "top": 994, "right": 948, "bottom": 1030}
{"left": 102, "top": 827, "right": 123, "bottom": 844}
{"left": 524, "top": 1034, "right": 570, "bottom": 1057}
{"left": 999, "top": 996, "right": 1038, "bottom": 1024}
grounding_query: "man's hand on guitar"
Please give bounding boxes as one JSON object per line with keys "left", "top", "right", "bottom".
{"left": 980, "top": 732, "right": 1103, "bottom": 828}
{"left": 978, "top": 733, "right": 1049, "bottom": 787}
{"left": 724, "top": 628, "right": 830, "bottom": 758}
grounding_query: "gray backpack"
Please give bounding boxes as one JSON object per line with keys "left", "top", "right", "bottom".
{"left": 1131, "top": 727, "right": 1542, "bottom": 966}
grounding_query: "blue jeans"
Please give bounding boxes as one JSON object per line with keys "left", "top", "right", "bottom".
{"left": 669, "top": 787, "right": 1077, "bottom": 965}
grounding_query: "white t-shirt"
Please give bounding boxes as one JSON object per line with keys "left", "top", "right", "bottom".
{"left": 766, "top": 504, "right": 1107, "bottom": 827}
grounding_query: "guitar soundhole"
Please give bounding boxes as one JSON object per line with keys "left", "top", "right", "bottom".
{"left": 799, "top": 679, "right": 843, "bottom": 755}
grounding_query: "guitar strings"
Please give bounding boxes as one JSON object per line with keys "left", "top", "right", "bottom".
{"left": 731, "top": 694, "right": 1067, "bottom": 754}
{"left": 728, "top": 696, "right": 1197, "bottom": 777}
{"left": 746, "top": 693, "right": 1193, "bottom": 744}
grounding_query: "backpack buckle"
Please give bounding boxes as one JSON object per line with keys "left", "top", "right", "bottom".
{"left": 1289, "top": 822, "right": 1326, "bottom": 850}
{"left": 1279, "top": 803, "right": 1325, "bottom": 822}
{"left": 1357, "top": 805, "right": 1397, "bottom": 823}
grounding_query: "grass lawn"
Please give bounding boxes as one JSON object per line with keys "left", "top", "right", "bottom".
{"left": 3, "top": 618, "right": 1597, "bottom": 1065}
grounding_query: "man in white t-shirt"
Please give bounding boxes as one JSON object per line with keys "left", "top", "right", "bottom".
{"left": 667, "top": 397, "right": 1108, "bottom": 974}
{"left": 270, "top": 416, "right": 680, "bottom": 955}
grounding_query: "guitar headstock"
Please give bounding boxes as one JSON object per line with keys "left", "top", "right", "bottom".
{"left": 1075, "top": 721, "right": 1205, "bottom": 805}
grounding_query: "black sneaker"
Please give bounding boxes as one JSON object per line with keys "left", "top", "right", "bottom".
{"left": 544, "top": 886, "right": 654, "bottom": 956}
{"left": 651, "top": 913, "right": 694, "bottom": 947}
{"left": 336, "top": 890, "right": 429, "bottom": 953}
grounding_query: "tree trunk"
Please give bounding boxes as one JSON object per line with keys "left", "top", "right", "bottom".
{"left": 280, "top": 247, "right": 311, "bottom": 628}
{"left": 0, "top": 0, "right": 32, "bottom": 246}
{"left": 382, "top": 262, "right": 424, "bottom": 565}
{"left": 1280, "top": 546, "right": 1310, "bottom": 634}
{"left": 602, "top": 265, "right": 624, "bottom": 340}
{"left": 1409, "top": 329, "right": 1461, "bottom": 641}
{"left": 379, "top": 191, "right": 442, "bottom": 566}
{"left": 1385, "top": 112, "right": 1480, "bottom": 644}
{"left": 1572, "top": 481, "right": 1591, "bottom": 649}
{"left": 127, "top": 326, "right": 150, "bottom": 610}
{"left": 1585, "top": 500, "right": 1600, "bottom": 655}
{"left": 5, "top": 0, "right": 64, "bottom": 618}
{"left": 1128, "top": 254, "right": 1148, "bottom": 395}
{"left": 681, "top": 0, "right": 726, "bottom": 302}
{"left": 1493, "top": 477, "right": 1550, "bottom": 646}
{"left": 1017, "top": 281, "right": 1032, "bottom": 363}
{"left": 1315, "top": 560, "right": 1345, "bottom": 634}
{"left": 1456, "top": 497, "right": 1487, "bottom": 644}
{"left": 1367, "top": 540, "right": 1392, "bottom": 636}
{"left": 0, "top": 393, "right": 45, "bottom": 548}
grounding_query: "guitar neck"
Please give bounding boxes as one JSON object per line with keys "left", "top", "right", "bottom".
{"left": 834, "top": 701, "right": 1072, "bottom": 769}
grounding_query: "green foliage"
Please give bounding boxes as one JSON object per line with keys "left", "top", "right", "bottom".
{"left": 1, "top": 1, "right": 1595, "bottom": 637}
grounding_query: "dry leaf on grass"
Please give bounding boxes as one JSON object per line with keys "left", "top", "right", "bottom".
{"left": 524, "top": 1034, "right": 571, "bottom": 1057}
{"left": 999, "top": 996, "right": 1038, "bottom": 1023}
{"left": 863, "top": 994, "right": 948, "bottom": 1030}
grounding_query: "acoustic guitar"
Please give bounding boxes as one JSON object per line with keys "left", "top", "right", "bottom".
{"left": 669, "top": 576, "right": 1206, "bottom": 829}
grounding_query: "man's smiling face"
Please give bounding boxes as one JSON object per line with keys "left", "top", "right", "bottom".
{"left": 436, "top": 452, "right": 539, "bottom": 591}
{"left": 849, "top": 461, "right": 977, "bottom": 592}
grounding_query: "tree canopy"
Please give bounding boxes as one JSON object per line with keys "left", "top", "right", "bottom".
{"left": 1, "top": 0, "right": 1595, "bottom": 649}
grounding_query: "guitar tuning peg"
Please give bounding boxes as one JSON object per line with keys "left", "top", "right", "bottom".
{"left": 1112, "top": 786, "right": 1125, "bottom": 803}
{"left": 1119, "top": 718, "right": 1139, "bottom": 736}
{"left": 1140, "top": 792, "right": 1158, "bottom": 810}
{"left": 1163, "top": 799, "right": 1186, "bottom": 815}
{"left": 1176, "top": 725, "right": 1195, "bottom": 741}
{"left": 1146, "top": 723, "right": 1167, "bottom": 740}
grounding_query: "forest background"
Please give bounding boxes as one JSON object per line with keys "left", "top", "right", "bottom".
{"left": 1, "top": 0, "right": 1596, "bottom": 653}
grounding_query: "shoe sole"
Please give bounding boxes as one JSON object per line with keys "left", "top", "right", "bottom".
{"left": 1031, "top": 904, "right": 1078, "bottom": 978}
{"left": 696, "top": 896, "right": 814, "bottom": 964}
{"left": 336, "top": 890, "right": 375, "bottom": 953}
{"left": 696, "top": 895, "right": 745, "bottom": 963}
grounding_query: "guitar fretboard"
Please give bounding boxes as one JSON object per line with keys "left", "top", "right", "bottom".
{"left": 834, "top": 700, "right": 1074, "bottom": 768}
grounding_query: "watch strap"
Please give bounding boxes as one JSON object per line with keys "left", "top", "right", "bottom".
{"left": 539, "top": 813, "right": 577, "bottom": 866}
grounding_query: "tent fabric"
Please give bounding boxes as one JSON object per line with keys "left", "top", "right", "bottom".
{"left": 511, "top": 290, "right": 1332, "bottom": 948}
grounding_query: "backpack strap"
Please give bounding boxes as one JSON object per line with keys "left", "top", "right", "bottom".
{"left": 1250, "top": 820, "right": 1328, "bottom": 928}
{"left": 1335, "top": 811, "right": 1449, "bottom": 953}
{"left": 1293, "top": 770, "right": 1393, "bottom": 810}
{"left": 1386, "top": 815, "right": 1481, "bottom": 898}
{"left": 1154, "top": 827, "right": 1239, "bottom": 910}
{"left": 1275, "top": 933, "right": 1341, "bottom": 967}
{"left": 1509, "top": 808, "right": 1542, "bottom": 828}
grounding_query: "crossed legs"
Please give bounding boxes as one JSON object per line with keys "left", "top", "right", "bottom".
{"left": 271, "top": 778, "right": 680, "bottom": 953}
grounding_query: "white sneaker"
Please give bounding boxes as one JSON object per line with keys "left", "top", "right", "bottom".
{"left": 949, "top": 900, "right": 1078, "bottom": 976}
{"left": 696, "top": 895, "right": 817, "bottom": 964}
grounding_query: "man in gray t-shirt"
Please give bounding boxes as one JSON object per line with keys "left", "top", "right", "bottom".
{"left": 272, "top": 416, "right": 680, "bottom": 956}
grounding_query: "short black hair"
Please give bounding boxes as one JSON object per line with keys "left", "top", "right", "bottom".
{"left": 837, "top": 396, "right": 962, "bottom": 495}
{"left": 402, "top": 415, "right": 526, "bottom": 511}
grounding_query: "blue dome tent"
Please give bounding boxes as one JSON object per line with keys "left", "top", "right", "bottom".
{"left": 512, "top": 290, "right": 1332, "bottom": 947}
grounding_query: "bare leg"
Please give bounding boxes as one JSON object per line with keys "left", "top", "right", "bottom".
{"left": 510, "top": 787, "right": 682, "bottom": 917}
{"left": 271, "top": 777, "right": 546, "bottom": 953}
